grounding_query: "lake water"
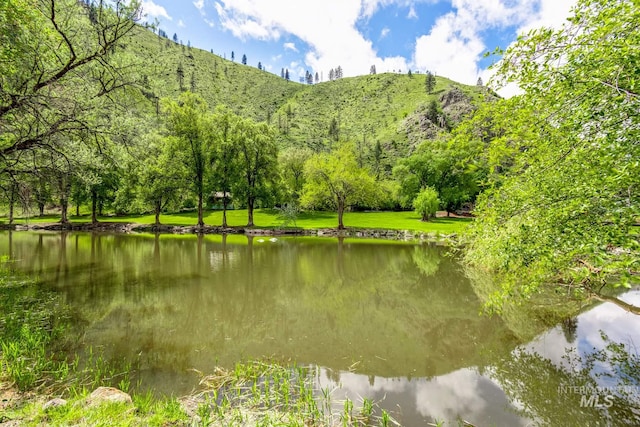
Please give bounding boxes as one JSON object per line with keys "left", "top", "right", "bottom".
{"left": 1, "top": 231, "right": 638, "bottom": 426}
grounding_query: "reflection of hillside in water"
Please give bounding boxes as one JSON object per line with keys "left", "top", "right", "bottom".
{"left": 1, "top": 232, "right": 521, "bottom": 387}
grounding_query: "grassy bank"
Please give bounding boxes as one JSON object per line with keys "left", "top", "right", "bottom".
{"left": 6, "top": 208, "right": 471, "bottom": 234}
{"left": 0, "top": 263, "right": 399, "bottom": 426}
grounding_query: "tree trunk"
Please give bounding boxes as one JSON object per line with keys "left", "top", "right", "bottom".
{"left": 39, "top": 202, "right": 45, "bottom": 217}
{"left": 337, "top": 202, "right": 345, "bottom": 230}
{"left": 76, "top": 203, "right": 80, "bottom": 217}
{"left": 197, "top": 191, "right": 204, "bottom": 228}
{"left": 154, "top": 200, "right": 161, "bottom": 226}
{"left": 91, "top": 190, "right": 98, "bottom": 224}
{"left": 421, "top": 213, "right": 428, "bottom": 222}
{"left": 247, "top": 197, "right": 254, "bottom": 227}
{"left": 60, "top": 197, "right": 69, "bottom": 224}
{"left": 9, "top": 189, "right": 16, "bottom": 224}
{"left": 222, "top": 197, "right": 228, "bottom": 228}
{"left": 8, "top": 197, "right": 14, "bottom": 225}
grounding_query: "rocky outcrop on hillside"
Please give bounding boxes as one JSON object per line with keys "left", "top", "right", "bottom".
{"left": 400, "top": 87, "right": 477, "bottom": 149}
{"left": 440, "top": 86, "right": 476, "bottom": 124}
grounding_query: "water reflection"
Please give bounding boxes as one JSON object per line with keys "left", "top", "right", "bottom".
{"left": 0, "top": 231, "right": 638, "bottom": 425}
{"left": 492, "top": 291, "right": 640, "bottom": 426}
{"left": 317, "top": 368, "right": 528, "bottom": 426}
{"left": 1, "top": 232, "right": 517, "bottom": 381}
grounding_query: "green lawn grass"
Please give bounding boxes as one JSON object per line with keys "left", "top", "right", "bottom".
{"left": 7, "top": 209, "right": 471, "bottom": 233}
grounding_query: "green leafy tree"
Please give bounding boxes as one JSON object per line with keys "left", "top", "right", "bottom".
{"left": 163, "top": 92, "right": 214, "bottom": 228}
{"left": 210, "top": 106, "right": 242, "bottom": 228}
{"left": 393, "top": 141, "right": 481, "bottom": 214}
{"left": 0, "top": 0, "right": 141, "bottom": 159}
{"left": 32, "top": 173, "right": 52, "bottom": 217}
{"left": 413, "top": 186, "right": 439, "bottom": 221}
{"left": 138, "top": 136, "right": 186, "bottom": 226}
{"left": 233, "top": 119, "right": 279, "bottom": 227}
{"left": 301, "top": 144, "right": 378, "bottom": 229}
{"left": 463, "top": 0, "right": 640, "bottom": 310}
{"left": 279, "top": 147, "right": 312, "bottom": 204}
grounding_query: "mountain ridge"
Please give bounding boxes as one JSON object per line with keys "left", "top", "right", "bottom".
{"left": 129, "top": 25, "right": 486, "bottom": 167}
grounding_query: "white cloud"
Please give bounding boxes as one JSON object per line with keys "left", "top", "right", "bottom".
{"left": 414, "top": 12, "right": 485, "bottom": 84}
{"left": 412, "top": 0, "right": 576, "bottom": 92}
{"left": 193, "top": 0, "right": 205, "bottom": 12}
{"left": 360, "top": 0, "right": 435, "bottom": 19}
{"left": 518, "top": 0, "right": 575, "bottom": 34}
{"left": 284, "top": 42, "right": 298, "bottom": 52}
{"left": 211, "top": 0, "right": 577, "bottom": 91}
{"left": 407, "top": 5, "right": 418, "bottom": 19}
{"left": 214, "top": 0, "right": 409, "bottom": 77}
{"left": 178, "top": 19, "right": 185, "bottom": 28}
{"left": 141, "top": 0, "right": 171, "bottom": 21}
{"left": 204, "top": 18, "right": 215, "bottom": 28}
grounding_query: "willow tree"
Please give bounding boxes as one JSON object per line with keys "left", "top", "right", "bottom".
{"left": 211, "top": 106, "right": 241, "bottom": 228}
{"left": 163, "top": 93, "right": 213, "bottom": 228}
{"left": 138, "top": 135, "right": 186, "bottom": 226}
{"left": 463, "top": 0, "right": 640, "bottom": 312}
{"left": 233, "top": 119, "right": 279, "bottom": 227}
{"left": 301, "top": 144, "right": 378, "bottom": 229}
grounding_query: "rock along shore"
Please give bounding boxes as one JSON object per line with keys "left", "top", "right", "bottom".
{"left": 0, "top": 221, "right": 456, "bottom": 242}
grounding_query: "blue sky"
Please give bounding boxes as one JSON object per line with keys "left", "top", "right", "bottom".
{"left": 140, "top": 0, "right": 576, "bottom": 94}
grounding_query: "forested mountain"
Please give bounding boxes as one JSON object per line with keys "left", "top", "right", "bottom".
{"left": 0, "top": 0, "right": 488, "bottom": 225}
{"left": 127, "top": 25, "right": 484, "bottom": 162}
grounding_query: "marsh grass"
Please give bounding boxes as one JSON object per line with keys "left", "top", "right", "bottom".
{"left": 192, "top": 360, "right": 400, "bottom": 426}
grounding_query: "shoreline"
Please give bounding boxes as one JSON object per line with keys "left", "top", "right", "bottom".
{"left": 0, "top": 221, "right": 458, "bottom": 241}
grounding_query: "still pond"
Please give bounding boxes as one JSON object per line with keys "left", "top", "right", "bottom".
{"left": 1, "top": 231, "right": 639, "bottom": 426}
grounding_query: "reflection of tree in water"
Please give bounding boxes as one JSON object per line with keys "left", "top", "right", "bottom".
{"left": 493, "top": 332, "right": 640, "bottom": 426}
{"left": 561, "top": 317, "right": 578, "bottom": 344}
{"left": 411, "top": 245, "right": 441, "bottom": 278}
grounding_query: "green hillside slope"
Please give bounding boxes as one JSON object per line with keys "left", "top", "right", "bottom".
{"left": 129, "top": 26, "right": 485, "bottom": 164}
{"left": 128, "top": 26, "right": 304, "bottom": 122}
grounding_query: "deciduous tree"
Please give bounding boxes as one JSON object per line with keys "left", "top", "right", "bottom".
{"left": 301, "top": 144, "right": 378, "bottom": 229}
{"left": 211, "top": 106, "right": 242, "bottom": 228}
{"left": 463, "top": 0, "right": 640, "bottom": 311}
{"left": 163, "top": 92, "right": 213, "bottom": 228}
{"left": 0, "top": 0, "right": 141, "bottom": 159}
{"left": 413, "top": 186, "right": 439, "bottom": 221}
{"left": 138, "top": 135, "right": 186, "bottom": 226}
{"left": 233, "top": 119, "right": 278, "bottom": 227}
